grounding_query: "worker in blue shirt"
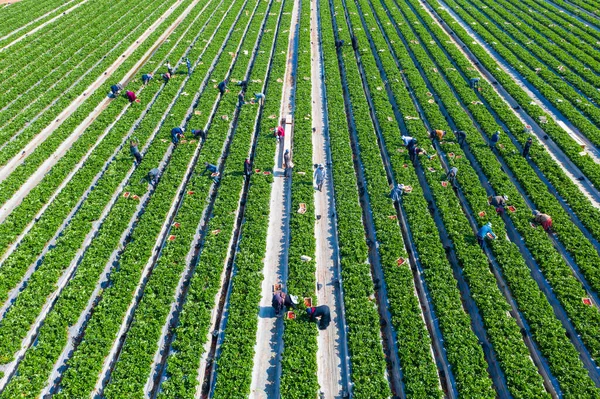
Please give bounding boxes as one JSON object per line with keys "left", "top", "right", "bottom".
{"left": 142, "top": 73, "right": 153, "bottom": 85}
{"left": 477, "top": 222, "right": 496, "bottom": 247}
{"left": 490, "top": 131, "right": 500, "bottom": 148}
{"left": 171, "top": 127, "right": 184, "bottom": 145}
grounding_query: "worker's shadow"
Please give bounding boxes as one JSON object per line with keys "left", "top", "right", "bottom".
{"left": 257, "top": 305, "right": 284, "bottom": 393}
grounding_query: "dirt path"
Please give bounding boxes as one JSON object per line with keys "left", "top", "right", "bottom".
{"left": 0, "top": 0, "right": 22, "bottom": 4}
{"left": 0, "top": 0, "right": 203, "bottom": 220}
{"left": 248, "top": 0, "right": 300, "bottom": 396}
{"left": 309, "top": 0, "right": 349, "bottom": 397}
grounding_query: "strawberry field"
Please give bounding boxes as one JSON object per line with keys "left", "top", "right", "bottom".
{"left": 2, "top": 0, "right": 600, "bottom": 397}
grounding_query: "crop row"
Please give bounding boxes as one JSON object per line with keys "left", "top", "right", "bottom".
{"left": 468, "top": 0, "right": 600, "bottom": 95}
{"left": 526, "top": 0, "right": 600, "bottom": 42}
{"left": 382, "top": 0, "right": 600, "bottom": 393}
{"left": 421, "top": 0, "right": 600, "bottom": 251}
{"left": 0, "top": 2, "right": 225, "bottom": 395}
{"left": 103, "top": 0, "right": 277, "bottom": 396}
{"left": 0, "top": 0, "right": 153, "bottom": 132}
{"left": 279, "top": 0, "right": 320, "bottom": 396}
{"left": 207, "top": 4, "right": 302, "bottom": 398}
{"left": 484, "top": 0, "right": 600, "bottom": 67}
{"left": 426, "top": 0, "right": 600, "bottom": 283}
{"left": 342, "top": 1, "right": 497, "bottom": 397}
{"left": 0, "top": 0, "right": 84, "bottom": 40}
{"left": 0, "top": 0, "right": 217, "bottom": 276}
{"left": 0, "top": 0, "right": 205, "bottom": 369}
{"left": 48, "top": 0, "right": 258, "bottom": 395}
{"left": 337, "top": 0, "right": 451, "bottom": 396}
{"left": 0, "top": 0, "right": 178, "bottom": 210}
{"left": 157, "top": 2, "right": 292, "bottom": 397}
{"left": 0, "top": 0, "right": 168, "bottom": 165}
{"left": 438, "top": 0, "right": 600, "bottom": 149}
{"left": 413, "top": 0, "right": 600, "bottom": 358}
{"left": 318, "top": 2, "right": 393, "bottom": 397}
{"left": 358, "top": 0, "right": 556, "bottom": 396}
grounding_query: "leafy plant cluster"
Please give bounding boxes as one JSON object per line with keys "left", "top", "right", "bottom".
{"left": 52, "top": 0, "right": 262, "bottom": 396}
{"left": 0, "top": 0, "right": 226, "bottom": 396}
{"left": 279, "top": 0, "right": 320, "bottom": 397}
{"left": 378, "top": 0, "right": 600, "bottom": 394}
{"left": 421, "top": 0, "right": 600, "bottom": 361}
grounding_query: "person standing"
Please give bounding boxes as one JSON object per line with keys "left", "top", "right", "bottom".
{"left": 244, "top": 158, "right": 252, "bottom": 177}
{"left": 185, "top": 57, "right": 192, "bottom": 76}
{"left": 166, "top": 60, "right": 174, "bottom": 75}
{"left": 313, "top": 163, "right": 326, "bottom": 191}
{"left": 130, "top": 139, "right": 142, "bottom": 164}
{"left": 275, "top": 124, "right": 285, "bottom": 142}
{"left": 162, "top": 72, "right": 171, "bottom": 84}
{"left": 283, "top": 149, "right": 291, "bottom": 178}
{"left": 306, "top": 305, "right": 331, "bottom": 330}
{"left": 523, "top": 137, "right": 533, "bottom": 158}
{"left": 238, "top": 90, "right": 246, "bottom": 108}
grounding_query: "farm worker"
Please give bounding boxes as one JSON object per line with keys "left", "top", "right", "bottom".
{"left": 470, "top": 77, "right": 480, "bottom": 89}
{"left": 351, "top": 35, "right": 358, "bottom": 50}
{"left": 476, "top": 222, "right": 496, "bottom": 247}
{"left": 192, "top": 129, "right": 206, "bottom": 141}
{"left": 166, "top": 60, "right": 174, "bottom": 75}
{"left": 126, "top": 91, "right": 138, "bottom": 103}
{"left": 254, "top": 92, "right": 265, "bottom": 106}
{"left": 202, "top": 162, "right": 218, "bottom": 174}
{"left": 283, "top": 149, "right": 291, "bottom": 178}
{"left": 163, "top": 72, "right": 171, "bottom": 83}
{"left": 185, "top": 57, "right": 192, "bottom": 76}
{"left": 238, "top": 90, "right": 246, "bottom": 107}
{"left": 142, "top": 73, "right": 153, "bottom": 85}
{"left": 130, "top": 139, "right": 142, "bottom": 164}
{"left": 145, "top": 168, "right": 160, "bottom": 185}
{"left": 402, "top": 135, "right": 417, "bottom": 150}
{"left": 272, "top": 291, "right": 298, "bottom": 317}
{"left": 410, "top": 147, "right": 427, "bottom": 162}
{"left": 236, "top": 80, "right": 248, "bottom": 91}
{"left": 533, "top": 210, "right": 553, "bottom": 231}
{"left": 314, "top": 164, "right": 326, "bottom": 192}
{"left": 431, "top": 129, "right": 446, "bottom": 141}
{"left": 171, "top": 127, "right": 184, "bottom": 145}
{"left": 389, "top": 183, "right": 405, "bottom": 203}
{"left": 201, "top": 162, "right": 219, "bottom": 182}
{"left": 523, "top": 137, "right": 533, "bottom": 158}
{"left": 110, "top": 83, "right": 123, "bottom": 96}
{"left": 275, "top": 125, "right": 285, "bottom": 142}
{"left": 335, "top": 39, "right": 345, "bottom": 49}
{"left": 488, "top": 195, "right": 508, "bottom": 208}
{"left": 244, "top": 158, "right": 252, "bottom": 177}
{"left": 490, "top": 131, "right": 500, "bottom": 148}
{"left": 218, "top": 80, "right": 228, "bottom": 94}
{"left": 454, "top": 130, "right": 466, "bottom": 145}
{"left": 306, "top": 305, "right": 331, "bottom": 330}
{"left": 489, "top": 195, "right": 508, "bottom": 214}
{"left": 446, "top": 166, "right": 458, "bottom": 183}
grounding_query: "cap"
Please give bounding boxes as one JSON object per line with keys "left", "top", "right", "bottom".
{"left": 290, "top": 295, "right": 298, "bottom": 305}
{"left": 486, "top": 222, "right": 492, "bottom": 227}
{"left": 503, "top": 195, "right": 508, "bottom": 201}
{"left": 285, "top": 149, "right": 289, "bottom": 153}
{"left": 319, "top": 163, "right": 324, "bottom": 168}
